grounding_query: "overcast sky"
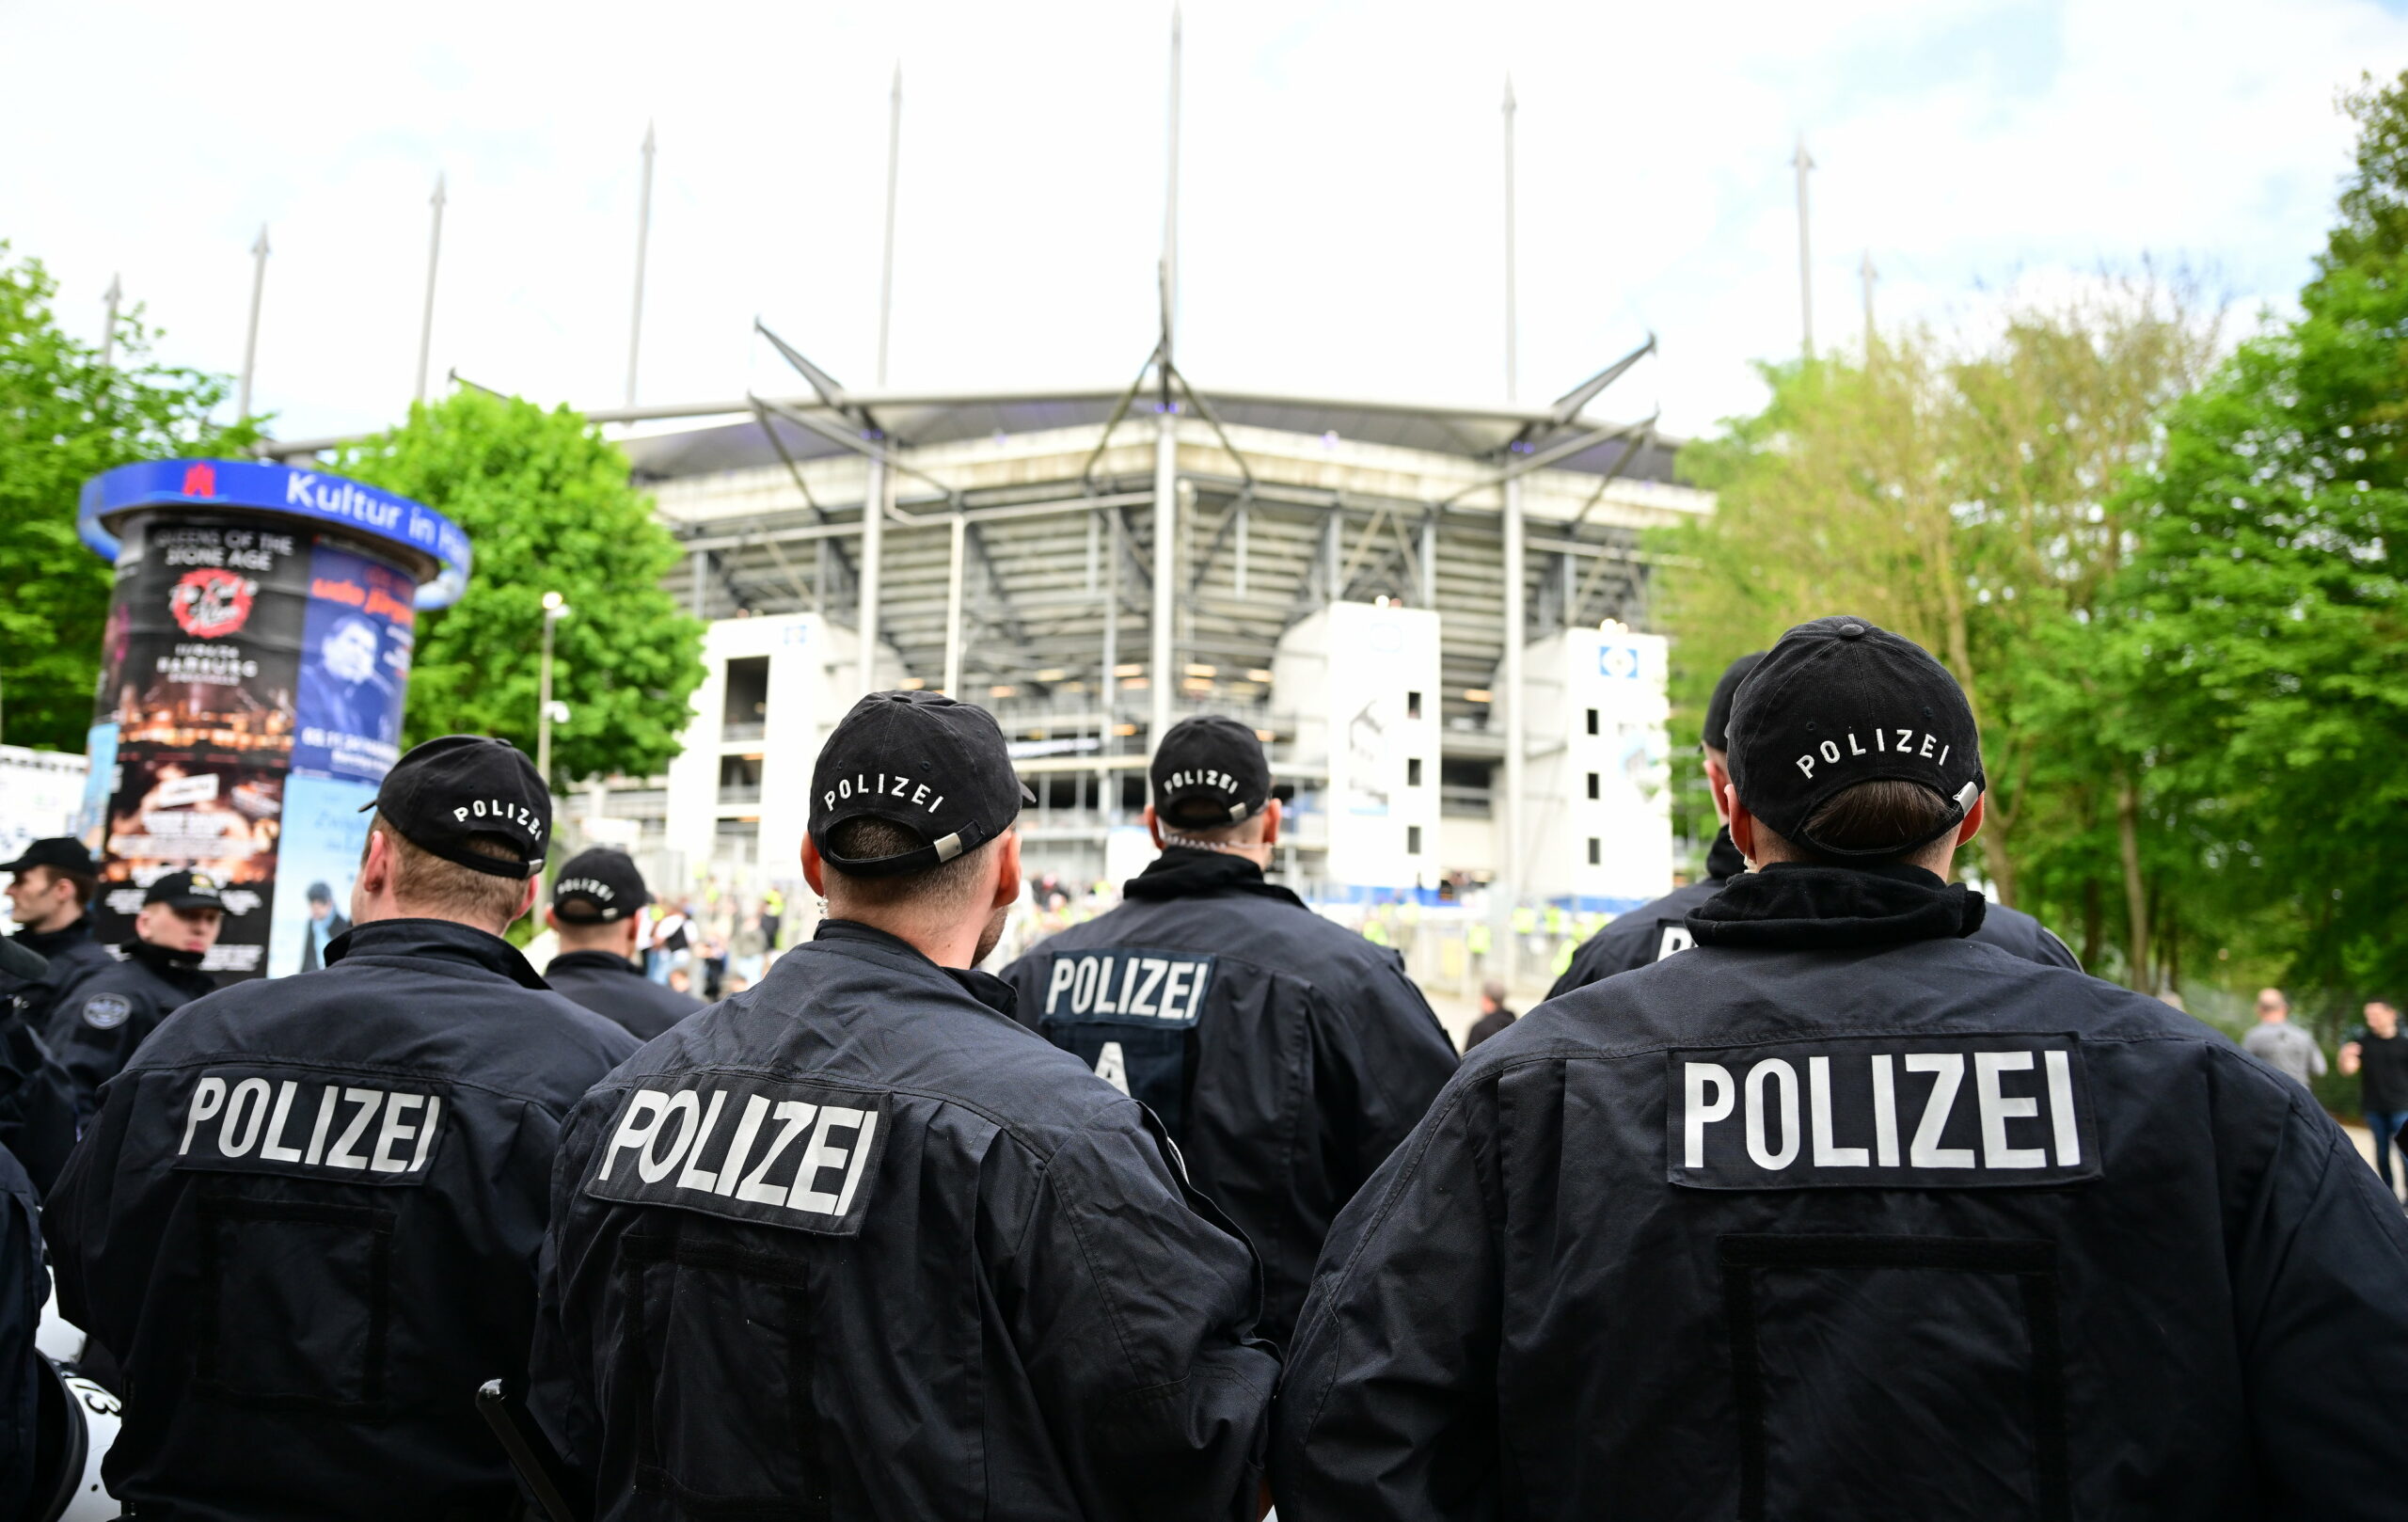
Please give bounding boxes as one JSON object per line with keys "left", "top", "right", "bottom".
{"left": 5, "top": 0, "right": 2402, "bottom": 444}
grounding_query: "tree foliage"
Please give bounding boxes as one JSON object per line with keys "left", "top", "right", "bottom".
{"left": 0, "top": 246, "right": 259, "bottom": 750}
{"left": 334, "top": 389, "right": 704, "bottom": 785}
{"left": 1661, "top": 280, "right": 2220, "bottom": 968}
{"left": 2101, "top": 71, "right": 2408, "bottom": 1011}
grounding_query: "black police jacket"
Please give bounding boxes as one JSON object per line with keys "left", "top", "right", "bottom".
{"left": 42, "top": 917, "right": 641, "bottom": 1522}
{"left": 45, "top": 940, "right": 217, "bottom": 1123}
{"left": 534, "top": 918, "right": 1277, "bottom": 1522}
{"left": 0, "top": 1141, "right": 42, "bottom": 1522}
{"left": 999, "top": 848, "right": 1459, "bottom": 1347}
{"left": 544, "top": 947, "right": 704, "bottom": 1040}
{"left": 0, "top": 979, "right": 78, "bottom": 1197}
{"left": 5, "top": 917, "right": 114, "bottom": 1029}
{"left": 1547, "top": 827, "right": 2081, "bottom": 997}
{"left": 1273, "top": 863, "right": 2408, "bottom": 1522}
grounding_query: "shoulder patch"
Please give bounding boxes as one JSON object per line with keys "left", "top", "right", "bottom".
{"left": 81, "top": 993, "right": 134, "bottom": 1030}
{"left": 584, "top": 1075, "right": 888, "bottom": 1236}
{"left": 1668, "top": 1034, "right": 2099, "bottom": 1191}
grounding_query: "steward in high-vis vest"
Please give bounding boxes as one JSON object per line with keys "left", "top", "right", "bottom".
{"left": 44, "top": 737, "right": 639, "bottom": 1522}
{"left": 1549, "top": 651, "right": 2079, "bottom": 996}
{"left": 536, "top": 691, "right": 1276, "bottom": 1522}
{"left": 1274, "top": 616, "right": 2408, "bottom": 1522}
{"left": 1001, "top": 714, "right": 1457, "bottom": 1347}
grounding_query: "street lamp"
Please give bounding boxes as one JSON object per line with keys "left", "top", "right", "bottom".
{"left": 538, "top": 592, "right": 571, "bottom": 787}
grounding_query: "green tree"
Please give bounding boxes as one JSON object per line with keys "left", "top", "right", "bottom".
{"left": 335, "top": 389, "right": 705, "bottom": 785}
{"left": 2103, "top": 71, "right": 2408, "bottom": 1009}
{"left": 0, "top": 246, "right": 260, "bottom": 750}
{"left": 1661, "top": 282, "right": 2218, "bottom": 980}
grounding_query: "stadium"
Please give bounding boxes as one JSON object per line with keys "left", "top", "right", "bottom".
{"left": 270, "top": 341, "right": 1709, "bottom": 979}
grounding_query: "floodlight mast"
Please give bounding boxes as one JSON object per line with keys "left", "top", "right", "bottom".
{"left": 1150, "top": 3, "right": 1182, "bottom": 755}
{"left": 416, "top": 173, "right": 446, "bottom": 406}
{"left": 860, "top": 68, "right": 904, "bottom": 700}
{"left": 1498, "top": 73, "right": 1526, "bottom": 982}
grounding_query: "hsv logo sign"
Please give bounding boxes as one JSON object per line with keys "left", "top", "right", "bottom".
{"left": 168, "top": 567, "right": 256, "bottom": 638}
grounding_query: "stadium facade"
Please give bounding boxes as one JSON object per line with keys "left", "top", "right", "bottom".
{"left": 541, "top": 357, "right": 1711, "bottom": 918}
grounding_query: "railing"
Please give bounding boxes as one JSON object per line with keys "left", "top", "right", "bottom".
{"left": 717, "top": 785, "right": 763, "bottom": 806}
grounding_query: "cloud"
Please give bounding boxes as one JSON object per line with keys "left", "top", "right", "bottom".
{"left": 2, "top": 0, "right": 2399, "bottom": 443}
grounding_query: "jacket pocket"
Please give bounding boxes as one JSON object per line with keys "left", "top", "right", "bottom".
{"left": 617, "top": 1230, "right": 830, "bottom": 1520}
{"left": 1718, "top": 1233, "right": 2068, "bottom": 1522}
{"left": 195, "top": 1186, "right": 397, "bottom": 1412}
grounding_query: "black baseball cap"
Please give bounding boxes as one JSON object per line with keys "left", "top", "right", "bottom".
{"left": 1701, "top": 652, "right": 1766, "bottom": 753}
{"left": 1, "top": 837, "right": 95, "bottom": 876}
{"left": 810, "top": 691, "right": 1035, "bottom": 879}
{"left": 361, "top": 736, "right": 549, "bottom": 880}
{"left": 552, "top": 847, "right": 652, "bottom": 923}
{"left": 145, "top": 869, "right": 226, "bottom": 911}
{"left": 1724, "top": 616, "right": 1985, "bottom": 859}
{"left": 1150, "top": 714, "right": 1276, "bottom": 829}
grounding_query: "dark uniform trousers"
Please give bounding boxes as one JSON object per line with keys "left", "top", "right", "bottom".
{"left": 1274, "top": 862, "right": 2408, "bottom": 1522}
{"left": 544, "top": 947, "right": 705, "bottom": 1041}
{"left": 1548, "top": 826, "right": 2082, "bottom": 998}
{"left": 42, "top": 918, "right": 640, "bottom": 1522}
{"left": 535, "top": 918, "right": 1277, "bottom": 1522}
{"left": 999, "top": 848, "right": 1460, "bottom": 1348}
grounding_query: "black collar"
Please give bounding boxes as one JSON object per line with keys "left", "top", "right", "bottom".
{"left": 1123, "top": 847, "right": 1306, "bottom": 908}
{"left": 811, "top": 918, "right": 1019, "bottom": 1017}
{"left": 1704, "top": 826, "right": 1747, "bottom": 882}
{"left": 1687, "top": 860, "right": 1987, "bottom": 951}
{"left": 124, "top": 937, "right": 215, "bottom": 991}
{"left": 13, "top": 916, "right": 94, "bottom": 961}
{"left": 546, "top": 947, "right": 643, "bottom": 977}
{"left": 325, "top": 917, "right": 550, "bottom": 991}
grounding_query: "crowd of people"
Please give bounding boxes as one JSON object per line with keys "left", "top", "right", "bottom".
{"left": 0, "top": 615, "right": 2403, "bottom": 1520}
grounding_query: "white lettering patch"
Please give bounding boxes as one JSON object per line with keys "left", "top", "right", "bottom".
{"left": 584, "top": 1075, "right": 887, "bottom": 1236}
{"left": 1668, "top": 1036, "right": 2097, "bottom": 1189}
{"left": 1038, "top": 948, "right": 1214, "bottom": 1026}
{"left": 170, "top": 1068, "right": 448, "bottom": 1187}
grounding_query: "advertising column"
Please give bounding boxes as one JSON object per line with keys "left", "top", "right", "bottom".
{"left": 75, "top": 459, "right": 469, "bottom": 981}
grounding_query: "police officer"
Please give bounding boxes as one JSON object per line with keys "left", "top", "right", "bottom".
{"left": 1548, "top": 651, "right": 2079, "bottom": 996}
{"left": 542, "top": 846, "right": 703, "bottom": 1039}
{"left": 999, "top": 714, "right": 1458, "bottom": 1347}
{"left": 43, "top": 736, "right": 640, "bottom": 1519}
{"left": 47, "top": 870, "right": 223, "bottom": 1121}
{"left": 0, "top": 939, "right": 77, "bottom": 1195}
{"left": 0, "top": 1134, "right": 42, "bottom": 1522}
{"left": 3, "top": 838, "right": 114, "bottom": 1028}
{"left": 535, "top": 692, "right": 1275, "bottom": 1520}
{"left": 1273, "top": 616, "right": 2408, "bottom": 1520}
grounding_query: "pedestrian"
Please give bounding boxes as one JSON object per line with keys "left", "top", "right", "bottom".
{"left": 1464, "top": 979, "right": 1515, "bottom": 1050}
{"left": 295, "top": 880, "right": 352, "bottom": 972}
{"left": 758, "top": 886, "right": 784, "bottom": 951}
{"left": 2242, "top": 987, "right": 2326, "bottom": 1089}
{"left": 43, "top": 736, "right": 640, "bottom": 1519}
{"left": 999, "top": 713, "right": 1458, "bottom": 1348}
{"left": 1550, "top": 651, "right": 2078, "bottom": 997}
{"left": 2340, "top": 998, "right": 2407, "bottom": 1200}
{"left": 543, "top": 846, "right": 705, "bottom": 1040}
{"left": 1, "top": 837, "right": 115, "bottom": 1028}
{"left": 1272, "top": 614, "right": 2408, "bottom": 1520}
{"left": 45, "top": 870, "right": 222, "bottom": 1121}
{"left": 536, "top": 691, "right": 1275, "bottom": 1520}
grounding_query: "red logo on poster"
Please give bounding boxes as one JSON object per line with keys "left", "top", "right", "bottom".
{"left": 169, "top": 568, "right": 254, "bottom": 638}
{"left": 181, "top": 462, "right": 217, "bottom": 498}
